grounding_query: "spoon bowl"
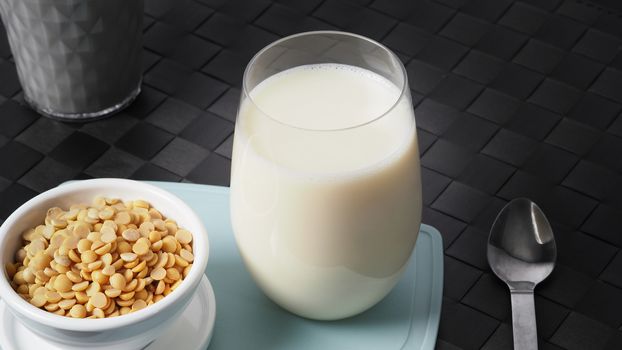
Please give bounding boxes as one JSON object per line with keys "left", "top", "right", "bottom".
{"left": 488, "top": 198, "right": 556, "bottom": 289}
{"left": 488, "top": 198, "right": 556, "bottom": 350}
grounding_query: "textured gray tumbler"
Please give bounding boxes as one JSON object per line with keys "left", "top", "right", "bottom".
{"left": 0, "top": 0, "right": 143, "bottom": 121}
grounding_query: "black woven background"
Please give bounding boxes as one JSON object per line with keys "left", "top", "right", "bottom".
{"left": 2, "top": 0, "right": 622, "bottom": 349}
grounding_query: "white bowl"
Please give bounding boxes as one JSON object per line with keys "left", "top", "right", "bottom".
{"left": 0, "top": 179, "right": 209, "bottom": 350}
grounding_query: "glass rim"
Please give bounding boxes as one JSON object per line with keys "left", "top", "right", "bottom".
{"left": 241, "top": 30, "right": 409, "bottom": 132}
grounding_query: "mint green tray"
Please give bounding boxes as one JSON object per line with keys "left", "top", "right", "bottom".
{"left": 149, "top": 182, "right": 443, "bottom": 350}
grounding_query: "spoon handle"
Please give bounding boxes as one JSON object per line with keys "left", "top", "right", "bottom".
{"left": 510, "top": 290, "right": 538, "bottom": 350}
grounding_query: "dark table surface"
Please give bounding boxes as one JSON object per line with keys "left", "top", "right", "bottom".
{"left": 1, "top": 0, "right": 622, "bottom": 349}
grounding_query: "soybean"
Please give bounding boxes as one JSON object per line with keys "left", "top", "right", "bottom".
{"left": 6, "top": 197, "right": 195, "bottom": 319}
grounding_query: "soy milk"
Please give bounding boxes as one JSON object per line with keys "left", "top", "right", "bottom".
{"left": 231, "top": 64, "right": 422, "bottom": 320}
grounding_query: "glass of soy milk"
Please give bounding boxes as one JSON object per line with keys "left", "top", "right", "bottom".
{"left": 231, "top": 31, "right": 422, "bottom": 320}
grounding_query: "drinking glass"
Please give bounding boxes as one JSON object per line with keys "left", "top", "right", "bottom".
{"left": 231, "top": 31, "right": 422, "bottom": 320}
{"left": 0, "top": 0, "right": 143, "bottom": 121}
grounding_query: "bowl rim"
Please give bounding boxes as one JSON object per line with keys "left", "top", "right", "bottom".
{"left": 0, "top": 178, "right": 209, "bottom": 332}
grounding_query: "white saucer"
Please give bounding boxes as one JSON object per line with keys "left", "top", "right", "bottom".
{"left": 0, "top": 276, "right": 216, "bottom": 350}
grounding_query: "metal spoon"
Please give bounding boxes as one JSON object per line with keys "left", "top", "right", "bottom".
{"left": 488, "top": 198, "right": 556, "bottom": 350}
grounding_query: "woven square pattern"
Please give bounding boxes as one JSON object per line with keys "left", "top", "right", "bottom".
{"left": 2, "top": 0, "right": 622, "bottom": 348}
